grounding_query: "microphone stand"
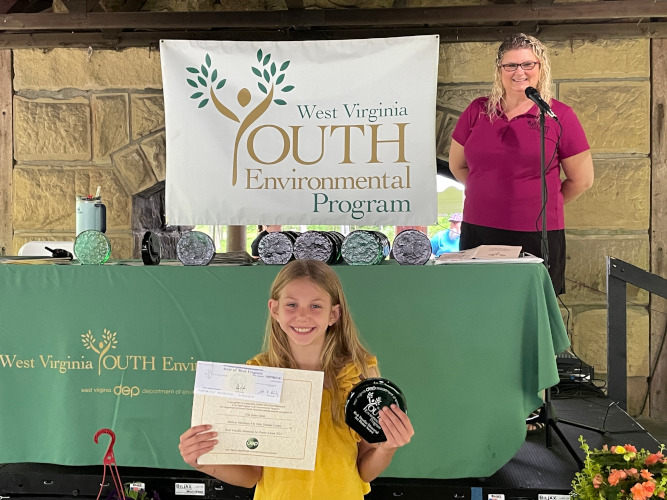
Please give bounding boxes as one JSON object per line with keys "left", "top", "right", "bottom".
{"left": 538, "top": 109, "right": 606, "bottom": 467}
{"left": 539, "top": 110, "right": 549, "bottom": 268}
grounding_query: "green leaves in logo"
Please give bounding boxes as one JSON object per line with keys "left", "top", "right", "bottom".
{"left": 186, "top": 53, "right": 228, "bottom": 109}
{"left": 252, "top": 49, "right": 294, "bottom": 102}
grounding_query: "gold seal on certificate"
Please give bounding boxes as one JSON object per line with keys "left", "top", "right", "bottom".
{"left": 191, "top": 362, "right": 324, "bottom": 471}
{"left": 344, "top": 378, "right": 407, "bottom": 443}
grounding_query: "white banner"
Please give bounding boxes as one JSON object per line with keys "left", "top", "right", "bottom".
{"left": 160, "top": 36, "right": 439, "bottom": 225}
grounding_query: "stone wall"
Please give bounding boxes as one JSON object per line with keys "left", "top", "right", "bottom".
{"left": 10, "top": 26, "right": 653, "bottom": 413}
{"left": 12, "top": 48, "right": 164, "bottom": 258}
{"left": 437, "top": 38, "right": 651, "bottom": 415}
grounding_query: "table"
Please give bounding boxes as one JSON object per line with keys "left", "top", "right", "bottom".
{"left": 0, "top": 260, "right": 568, "bottom": 479}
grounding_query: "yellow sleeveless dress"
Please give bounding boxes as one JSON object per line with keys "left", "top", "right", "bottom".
{"left": 246, "top": 356, "right": 376, "bottom": 500}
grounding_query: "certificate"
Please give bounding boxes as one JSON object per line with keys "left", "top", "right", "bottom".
{"left": 191, "top": 362, "right": 324, "bottom": 471}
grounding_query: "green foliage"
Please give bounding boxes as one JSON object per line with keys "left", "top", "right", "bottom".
{"left": 571, "top": 437, "right": 667, "bottom": 500}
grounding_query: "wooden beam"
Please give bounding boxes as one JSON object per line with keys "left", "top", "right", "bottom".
{"left": 3, "top": 3, "right": 667, "bottom": 32}
{"left": 0, "top": 50, "right": 12, "bottom": 255}
{"left": 650, "top": 39, "right": 667, "bottom": 418}
{"left": 0, "top": 21, "right": 666, "bottom": 48}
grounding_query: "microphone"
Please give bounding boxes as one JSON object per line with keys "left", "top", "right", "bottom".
{"left": 525, "top": 87, "right": 558, "bottom": 121}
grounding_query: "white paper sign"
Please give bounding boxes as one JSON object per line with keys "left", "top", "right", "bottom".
{"left": 161, "top": 36, "right": 439, "bottom": 225}
{"left": 194, "top": 361, "right": 283, "bottom": 404}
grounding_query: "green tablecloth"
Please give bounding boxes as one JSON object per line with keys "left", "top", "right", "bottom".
{"left": 0, "top": 261, "right": 568, "bottom": 479}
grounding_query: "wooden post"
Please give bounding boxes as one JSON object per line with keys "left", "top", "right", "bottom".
{"left": 0, "top": 50, "right": 12, "bottom": 256}
{"left": 650, "top": 39, "right": 667, "bottom": 417}
{"left": 226, "top": 225, "right": 246, "bottom": 252}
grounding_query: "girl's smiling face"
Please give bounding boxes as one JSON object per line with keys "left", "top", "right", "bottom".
{"left": 269, "top": 277, "right": 341, "bottom": 353}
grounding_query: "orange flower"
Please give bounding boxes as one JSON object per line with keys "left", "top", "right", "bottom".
{"left": 658, "top": 490, "right": 665, "bottom": 498}
{"left": 646, "top": 453, "right": 664, "bottom": 466}
{"left": 609, "top": 469, "right": 628, "bottom": 486}
{"left": 631, "top": 482, "right": 649, "bottom": 500}
{"left": 593, "top": 474, "right": 604, "bottom": 488}
{"left": 643, "top": 481, "right": 656, "bottom": 496}
{"left": 641, "top": 469, "right": 654, "bottom": 480}
{"left": 625, "top": 444, "right": 638, "bottom": 453}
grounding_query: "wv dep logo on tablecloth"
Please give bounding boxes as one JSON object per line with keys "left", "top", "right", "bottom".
{"left": 160, "top": 37, "right": 440, "bottom": 226}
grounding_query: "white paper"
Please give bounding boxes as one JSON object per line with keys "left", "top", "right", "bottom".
{"left": 192, "top": 366, "right": 324, "bottom": 470}
{"left": 194, "top": 362, "right": 283, "bottom": 404}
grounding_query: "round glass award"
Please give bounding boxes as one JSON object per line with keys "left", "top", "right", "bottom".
{"left": 345, "top": 378, "right": 407, "bottom": 443}
{"left": 176, "top": 231, "right": 215, "bottom": 266}
{"left": 258, "top": 231, "right": 298, "bottom": 265}
{"left": 341, "top": 230, "right": 390, "bottom": 265}
{"left": 293, "top": 231, "right": 343, "bottom": 265}
{"left": 141, "top": 231, "right": 161, "bottom": 265}
{"left": 392, "top": 229, "right": 432, "bottom": 265}
{"left": 74, "top": 230, "right": 112, "bottom": 265}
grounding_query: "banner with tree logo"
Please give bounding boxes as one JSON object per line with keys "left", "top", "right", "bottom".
{"left": 160, "top": 36, "right": 439, "bottom": 225}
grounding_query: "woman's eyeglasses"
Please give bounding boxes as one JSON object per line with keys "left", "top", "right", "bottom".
{"left": 500, "top": 61, "right": 540, "bottom": 72}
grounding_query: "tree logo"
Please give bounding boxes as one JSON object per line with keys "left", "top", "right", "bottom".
{"left": 81, "top": 328, "right": 118, "bottom": 375}
{"left": 185, "top": 49, "right": 295, "bottom": 186}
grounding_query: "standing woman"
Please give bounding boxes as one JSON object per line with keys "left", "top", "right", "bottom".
{"left": 449, "top": 33, "right": 594, "bottom": 296}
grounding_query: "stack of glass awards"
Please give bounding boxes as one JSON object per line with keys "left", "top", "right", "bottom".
{"left": 293, "top": 231, "right": 344, "bottom": 265}
{"left": 258, "top": 231, "right": 301, "bottom": 265}
{"left": 392, "top": 229, "right": 432, "bottom": 265}
{"left": 341, "top": 230, "right": 390, "bottom": 265}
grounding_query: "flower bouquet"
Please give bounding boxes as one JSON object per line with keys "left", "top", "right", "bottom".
{"left": 572, "top": 436, "right": 667, "bottom": 500}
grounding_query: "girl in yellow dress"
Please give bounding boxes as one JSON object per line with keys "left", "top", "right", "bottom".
{"left": 179, "top": 259, "right": 414, "bottom": 499}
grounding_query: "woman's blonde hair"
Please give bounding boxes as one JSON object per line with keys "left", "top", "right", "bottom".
{"left": 486, "top": 33, "right": 553, "bottom": 118}
{"left": 258, "top": 259, "right": 373, "bottom": 424}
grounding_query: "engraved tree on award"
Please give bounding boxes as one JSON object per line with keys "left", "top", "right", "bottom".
{"left": 81, "top": 328, "right": 118, "bottom": 375}
{"left": 186, "top": 50, "right": 295, "bottom": 185}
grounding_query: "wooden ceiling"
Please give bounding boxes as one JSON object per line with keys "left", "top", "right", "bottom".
{"left": 2, "top": 0, "right": 667, "bottom": 48}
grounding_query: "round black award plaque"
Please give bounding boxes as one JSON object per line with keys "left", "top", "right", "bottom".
{"left": 141, "top": 231, "right": 161, "bottom": 265}
{"left": 344, "top": 378, "right": 407, "bottom": 443}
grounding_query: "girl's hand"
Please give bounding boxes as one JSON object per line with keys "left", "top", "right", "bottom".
{"left": 179, "top": 425, "right": 218, "bottom": 469}
{"left": 378, "top": 404, "right": 414, "bottom": 451}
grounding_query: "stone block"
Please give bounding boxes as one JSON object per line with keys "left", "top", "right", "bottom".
{"left": 439, "top": 43, "right": 496, "bottom": 84}
{"left": 14, "top": 97, "right": 91, "bottom": 161}
{"left": 140, "top": 132, "right": 167, "bottom": 182}
{"left": 74, "top": 168, "right": 132, "bottom": 230}
{"left": 559, "top": 81, "right": 650, "bottom": 154}
{"left": 549, "top": 39, "right": 649, "bottom": 80}
{"left": 566, "top": 157, "right": 650, "bottom": 231}
{"left": 436, "top": 85, "right": 489, "bottom": 157}
{"left": 111, "top": 144, "right": 159, "bottom": 195}
{"left": 93, "top": 94, "right": 130, "bottom": 162}
{"left": 13, "top": 48, "right": 163, "bottom": 91}
{"left": 13, "top": 167, "right": 77, "bottom": 230}
{"left": 107, "top": 233, "right": 134, "bottom": 260}
{"left": 571, "top": 307, "right": 649, "bottom": 377}
{"left": 13, "top": 166, "right": 132, "bottom": 232}
{"left": 131, "top": 94, "right": 165, "bottom": 140}
{"left": 563, "top": 234, "right": 649, "bottom": 305}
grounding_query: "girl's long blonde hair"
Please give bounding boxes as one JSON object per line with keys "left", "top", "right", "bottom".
{"left": 486, "top": 33, "right": 553, "bottom": 118}
{"left": 258, "top": 259, "right": 373, "bottom": 423}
